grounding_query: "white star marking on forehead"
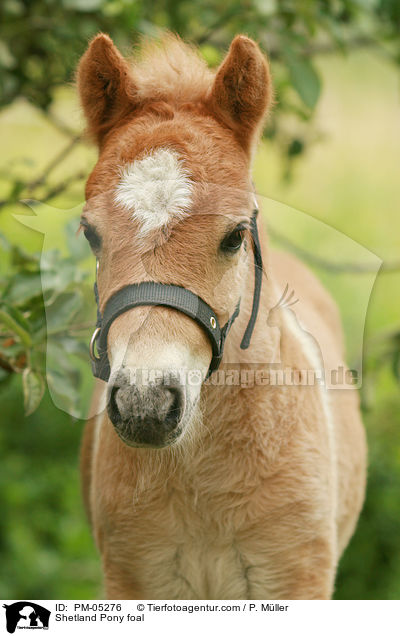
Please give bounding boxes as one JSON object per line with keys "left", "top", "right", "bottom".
{"left": 114, "top": 147, "right": 193, "bottom": 236}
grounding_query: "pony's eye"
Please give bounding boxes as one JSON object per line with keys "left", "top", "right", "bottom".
{"left": 220, "top": 224, "right": 247, "bottom": 253}
{"left": 81, "top": 221, "right": 101, "bottom": 252}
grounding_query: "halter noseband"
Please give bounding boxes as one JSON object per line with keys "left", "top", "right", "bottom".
{"left": 89, "top": 202, "right": 263, "bottom": 382}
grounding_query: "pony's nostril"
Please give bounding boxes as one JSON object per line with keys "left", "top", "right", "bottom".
{"left": 108, "top": 384, "right": 122, "bottom": 421}
{"left": 164, "top": 387, "right": 183, "bottom": 425}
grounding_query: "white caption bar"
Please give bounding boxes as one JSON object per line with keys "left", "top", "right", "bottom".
{"left": 1, "top": 600, "right": 399, "bottom": 635}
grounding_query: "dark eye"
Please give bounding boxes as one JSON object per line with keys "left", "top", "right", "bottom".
{"left": 81, "top": 221, "right": 101, "bottom": 252}
{"left": 220, "top": 224, "right": 247, "bottom": 253}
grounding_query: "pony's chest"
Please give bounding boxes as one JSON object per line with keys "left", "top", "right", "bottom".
{"left": 107, "top": 486, "right": 259, "bottom": 599}
{"left": 135, "top": 532, "right": 253, "bottom": 599}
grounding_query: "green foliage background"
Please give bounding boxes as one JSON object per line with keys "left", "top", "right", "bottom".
{"left": 0, "top": 0, "right": 399, "bottom": 599}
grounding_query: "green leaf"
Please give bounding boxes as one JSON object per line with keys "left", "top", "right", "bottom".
{"left": 10, "top": 244, "right": 40, "bottom": 268}
{"left": 0, "top": 40, "right": 16, "bottom": 69}
{"left": 0, "top": 304, "right": 32, "bottom": 347}
{"left": 46, "top": 292, "right": 83, "bottom": 334}
{"left": 288, "top": 138, "right": 304, "bottom": 157}
{"left": 46, "top": 342, "right": 81, "bottom": 418}
{"left": 41, "top": 259, "right": 86, "bottom": 296}
{"left": 3, "top": 272, "right": 43, "bottom": 305}
{"left": 285, "top": 51, "right": 321, "bottom": 109}
{"left": 0, "top": 302, "right": 31, "bottom": 332}
{"left": 22, "top": 368, "right": 45, "bottom": 416}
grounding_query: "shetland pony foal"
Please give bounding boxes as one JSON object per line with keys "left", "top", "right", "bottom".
{"left": 78, "top": 33, "right": 366, "bottom": 599}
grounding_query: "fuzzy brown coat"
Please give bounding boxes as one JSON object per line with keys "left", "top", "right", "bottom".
{"left": 78, "top": 33, "right": 367, "bottom": 599}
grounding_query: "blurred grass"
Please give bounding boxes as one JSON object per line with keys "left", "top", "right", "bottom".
{"left": 0, "top": 376, "right": 101, "bottom": 599}
{"left": 0, "top": 49, "right": 399, "bottom": 599}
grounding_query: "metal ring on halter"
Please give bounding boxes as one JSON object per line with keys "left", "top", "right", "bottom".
{"left": 89, "top": 327, "right": 101, "bottom": 362}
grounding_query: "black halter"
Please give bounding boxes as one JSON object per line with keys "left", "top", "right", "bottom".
{"left": 89, "top": 203, "right": 263, "bottom": 382}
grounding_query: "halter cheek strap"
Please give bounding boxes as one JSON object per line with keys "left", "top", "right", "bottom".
{"left": 90, "top": 206, "right": 263, "bottom": 382}
{"left": 239, "top": 210, "right": 263, "bottom": 349}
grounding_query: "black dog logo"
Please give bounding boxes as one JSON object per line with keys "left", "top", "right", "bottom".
{"left": 3, "top": 602, "right": 50, "bottom": 633}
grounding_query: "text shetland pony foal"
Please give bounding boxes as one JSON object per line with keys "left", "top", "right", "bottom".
{"left": 78, "top": 33, "right": 366, "bottom": 599}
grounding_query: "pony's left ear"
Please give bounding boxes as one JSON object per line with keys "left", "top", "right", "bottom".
{"left": 77, "top": 33, "right": 137, "bottom": 145}
{"left": 208, "top": 36, "right": 272, "bottom": 155}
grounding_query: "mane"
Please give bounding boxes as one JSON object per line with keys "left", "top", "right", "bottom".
{"left": 131, "top": 33, "right": 214, "bottom": 104}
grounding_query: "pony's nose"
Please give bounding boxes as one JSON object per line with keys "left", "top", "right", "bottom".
{"left": 107, "top": 368, "right": 185, "bottom": 447}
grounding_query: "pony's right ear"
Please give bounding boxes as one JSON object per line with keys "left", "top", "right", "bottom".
{"left": 77, "top": 33, "right": 137, "bottom": 144}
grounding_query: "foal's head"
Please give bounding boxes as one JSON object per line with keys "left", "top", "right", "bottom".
{"left": 78, "top": 33, "right": 272, "bottom": 448}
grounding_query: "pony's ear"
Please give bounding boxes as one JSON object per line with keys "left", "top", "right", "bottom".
{"left": 77, "top": 33, "right": 137, "bottom": 144}
{"left": 208, "top": 35, "right": 272, "bottom": 155}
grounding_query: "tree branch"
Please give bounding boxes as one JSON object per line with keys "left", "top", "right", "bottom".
{"left": 266, "top": 33, "right": 395, "bottom": 62}
{"left": 0, "top": 136, "right": 83, "bottom": 211}
{"left": 46, "top": 112, "right": 81, "bottom": 139}
{"left": 27, "top": 135, "right": 82, "bottom": 193}
{"left": 268, "top": 225, "right": 400, "bottom": 274}
{"left": 40, "top": 171, "right": 86, "bottom": 203}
